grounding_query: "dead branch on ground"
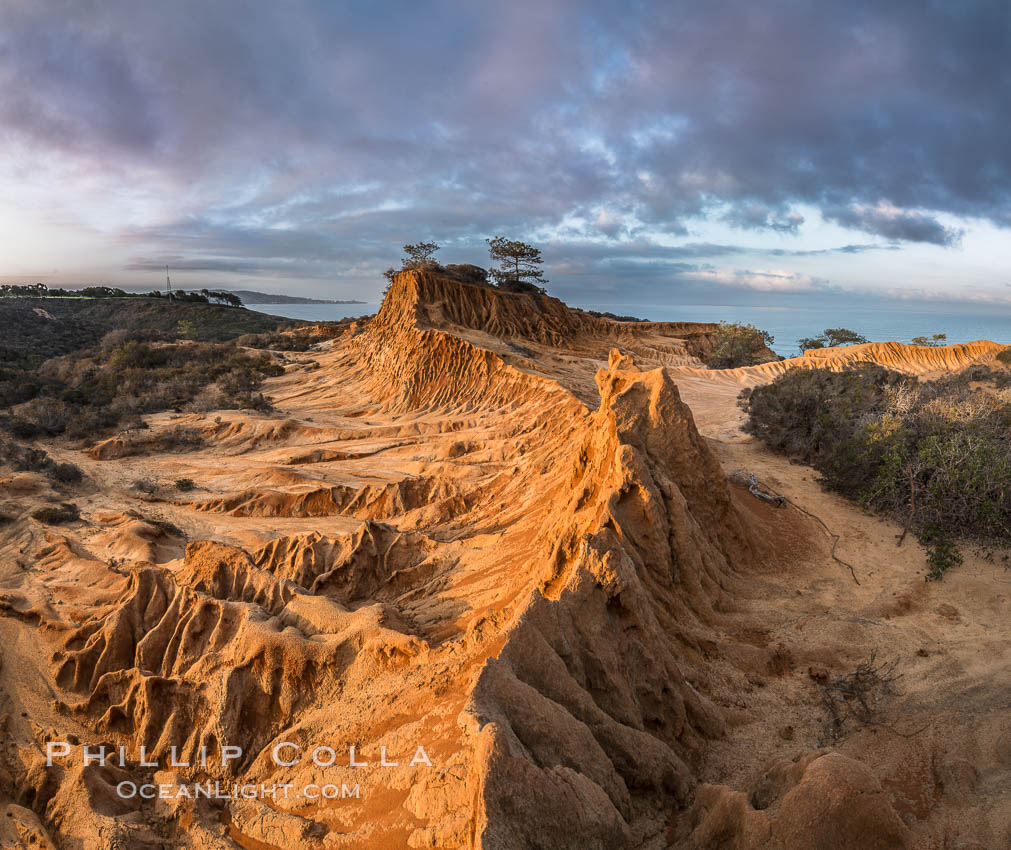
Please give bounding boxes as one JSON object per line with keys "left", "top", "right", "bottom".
{"left": 818, "top": 652, "right": 901, "bottom": 743}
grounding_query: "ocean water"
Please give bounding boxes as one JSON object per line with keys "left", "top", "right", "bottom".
{"left": 245, "top": 302, "right": 378, "bottom": 323}
{"left": 589, "top": 303, "right": 1011, "bottom": 357}
{"left": 247, "top": 300, "right": 1011, "bottom": 358}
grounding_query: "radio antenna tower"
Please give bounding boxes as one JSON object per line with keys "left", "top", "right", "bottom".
{"left": 165, "top": 265, "right": 172, "bottom": 296}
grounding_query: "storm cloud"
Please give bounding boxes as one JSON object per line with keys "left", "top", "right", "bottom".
{"left": 0, "top": 0, "right": 1008, "bottom": 298}
{"left": 822, "top": 204, "right": 963, "bottom": 246}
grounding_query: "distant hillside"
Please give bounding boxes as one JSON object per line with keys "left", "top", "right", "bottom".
{"left": 230, "top": 290, "right": 365, "bottom": 305}
{"left": 0, "top": 296, "right": 301, "bottom": 365}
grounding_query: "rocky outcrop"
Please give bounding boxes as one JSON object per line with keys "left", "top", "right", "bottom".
{"left": 466, "top": 351, "right": 758, "bottom": 849}
{"left": 377, "top": 269, "right": 777, "bottom": 368}
{"left": 677, "top": 752, "right": 911, "bottom": 850}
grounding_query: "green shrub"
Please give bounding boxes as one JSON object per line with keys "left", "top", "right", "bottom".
{"left": 997, "top": 347, "right": 1011, "bottom": 366}
{"left": 0, "top": 296, "right": 291, "bottom": 367}
{"left": 107, "top": 340, "right": 171, "bottom": 370}
{"left": 709, "top": 322, "right": 775, "bottom": 368}
{"left": 174, "top": 478, "right": 196, "bottom": 491}
{"left": 922, "top": 529, "right": 965, "bottom": 581}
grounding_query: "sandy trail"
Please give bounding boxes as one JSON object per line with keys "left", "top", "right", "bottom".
{"left": 1, "top": 271, "right": 1009, "bottom": 849}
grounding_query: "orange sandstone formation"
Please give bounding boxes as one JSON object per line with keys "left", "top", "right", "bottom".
{"left": 1, "top": 271, "right": 1008, "bottom": 849}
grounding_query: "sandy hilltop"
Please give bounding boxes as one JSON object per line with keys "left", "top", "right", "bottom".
{"left": 2, "top": 270, "right": 1011, "bottom": 850}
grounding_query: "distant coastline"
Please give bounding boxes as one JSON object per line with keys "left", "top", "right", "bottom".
{"left": 230, "top": 289, "right": 365, "bottom": 305}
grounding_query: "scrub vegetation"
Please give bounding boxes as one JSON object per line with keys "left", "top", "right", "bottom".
{"left": 3, "top": 334, "right": 285, "bottom": 440}
{"left": 743, "top": 361, "right": 1011, "bottom": 577}
{"left": 709, "top": 322, "right": 776, "bottom": 368}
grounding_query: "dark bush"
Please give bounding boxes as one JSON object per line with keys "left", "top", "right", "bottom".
{"left": 132, "top": 477, "right": 158, "bottom": 494}
{"left": 1, "top": 439, "right": 52, "bottom": 472}
{"left": 107, "top": 339, "right": 172, "bottom": 369}
{"left": 22, "top": 397, "right": 74, "bottom": 433}
{"left": 583, "top": 310, "right": 648, "bottom": 322}
{"left": 0, "top": 365, "right": 57, "bottom": 406}
{"left": 963, "top": 364, "right": 993, "bottom": 381}
{"left": 239, "top": 392, "right": 274, "bottom": 413}
{"left": 32, "top": 503, "right": 80, "bottom": 525}
{"left": 495, "top": 280, "right": 547, "bottom": 295}
{"left": 443, "top": 264, "right": 489, "bottom": 284}
{"left": 174, "top": 478, "right": 196, "bottom": 491}
{"left": 51, "top": 462, "right": 84, "bottom": 484}
{"left": 157, "top": 427, "right": 204, "bottom": 451}
{"left": 742, "top": 365, "right": 909, "bottom": 461}
{"left": 9, "top": 419, "right": 43, "bottom": 439}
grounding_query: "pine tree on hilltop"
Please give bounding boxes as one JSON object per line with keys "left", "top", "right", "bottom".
{"left": 384, "top": 241, "right": 441, "bottom": 283}
{"left": 485, "top": 237, "right": 547, "bottom": 294}
{"left": 402, "top": 241, "right": 440, "bottom": 268}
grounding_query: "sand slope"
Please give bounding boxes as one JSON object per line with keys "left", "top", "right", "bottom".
{"left": 1, "top": 271, "right": 1009, "bottom": 849}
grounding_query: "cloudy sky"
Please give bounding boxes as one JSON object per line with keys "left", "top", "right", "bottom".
{"left": 1, "top": 0, "right": 1009, "bottom": 306}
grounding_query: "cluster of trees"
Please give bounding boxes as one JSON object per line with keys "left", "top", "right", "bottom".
{"left": 911, "top": 333, "right": 947, "bottom": 347}
{"left": 797, "top": 328, "right": 869, "bottom": 350}
{"left": 798, "top": 328, "right": 949, "bottom": 352}
{"left": 148, "top": 288, "right": 243, "bottom": 307}
{"left": 1, "top": 282, "right": 242, "bottom": 307}
{"left": 383, "top": 238, "right": 548, "bottom": 295}
{"left": 1, "top": 283, "right": 132, "bottom": 298}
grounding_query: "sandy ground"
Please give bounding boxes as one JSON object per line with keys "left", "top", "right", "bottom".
{"left": 1, "top": 272, "right": 1009, "bottom": 849}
